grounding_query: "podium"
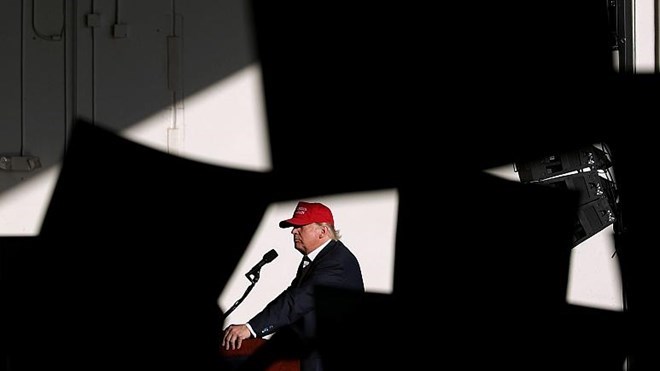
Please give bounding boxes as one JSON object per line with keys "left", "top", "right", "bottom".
{"left": 220, "top": 338, "right": 300, "bottom": 371}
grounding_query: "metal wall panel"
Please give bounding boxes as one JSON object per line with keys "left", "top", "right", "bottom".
{"left": 93, "top": 0, "right": 173, "bottom": 131}
{"left": 22, "top": 0, "right": 66, "bottom": 168}
{"left": 0, "top": 0, "right": 25, "bottom": 189}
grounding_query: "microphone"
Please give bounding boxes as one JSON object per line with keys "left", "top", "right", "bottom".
{"left": 245, "top": 249, "right": 278, "bottom": 281}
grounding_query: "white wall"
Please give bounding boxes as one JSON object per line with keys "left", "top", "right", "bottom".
{"left": 0, "top": 166, "right": 60, "bottom": 235}
{"left": 635, "top": 0, "right": 656, "bottom": 72}
{"left": 122, "top": 63, "right": 270, "bottom": 172}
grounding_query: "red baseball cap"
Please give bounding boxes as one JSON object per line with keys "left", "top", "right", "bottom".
{"left": 279, "top": 201, "right": 334, "bottom": 228}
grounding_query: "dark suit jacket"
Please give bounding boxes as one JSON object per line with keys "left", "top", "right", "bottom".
{"left": 248, "top": 239, "right": 364, "bottom": 371}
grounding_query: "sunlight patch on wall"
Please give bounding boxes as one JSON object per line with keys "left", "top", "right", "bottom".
{"left": 566, "top": 226, "right": 623, "bottom": 311}
{"left": 121, "top": 63, "right": 271, "bottom": 172}
{"left": 0, "top": 165, "right": 60, "bottom": 235}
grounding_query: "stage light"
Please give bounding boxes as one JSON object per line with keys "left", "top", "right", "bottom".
{"left": 516, "top": 145, "right": 611, "bottom": 183}
{"left": 515, "top": 144, "right": 619, "bottom": 248}
{"left": 542, "top": 171, "right": 616, "bottom": 207}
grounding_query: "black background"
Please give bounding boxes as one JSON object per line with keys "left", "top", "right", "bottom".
{"left": 2, "top": 1, "right": 650, "bottom": 370}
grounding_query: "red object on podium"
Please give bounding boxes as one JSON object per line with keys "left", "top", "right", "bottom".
{"left": 220, "top": 338, "right": 300, "bottom": 371}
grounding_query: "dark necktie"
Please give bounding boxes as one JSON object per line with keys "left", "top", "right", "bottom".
{"left": 302, "top": 256, "right": 311, "bottom": 269}
{"left": 295, "top": 256, "right": 312, "bottom": 286}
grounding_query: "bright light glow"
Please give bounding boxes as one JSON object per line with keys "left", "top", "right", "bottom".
{"left": 483, "top": 164, "right": 519, "bottom": 182}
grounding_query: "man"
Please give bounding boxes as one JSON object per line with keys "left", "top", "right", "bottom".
{"left": 222, "top": 201, "right": 365, "bottom": 371}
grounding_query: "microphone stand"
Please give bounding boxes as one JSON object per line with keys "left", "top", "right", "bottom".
{"left": 223, "top": 270, "right": 261, "bottom": 320}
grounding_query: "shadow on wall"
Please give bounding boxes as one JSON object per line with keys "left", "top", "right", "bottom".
{"left": 1, "top": 118, "right": 629, "bottom": 370}
{"left": 2, "top": 0, "right": 655, "bottom": 369}
{"left": 0, "top": 0, "right": 260, "bottom": 196}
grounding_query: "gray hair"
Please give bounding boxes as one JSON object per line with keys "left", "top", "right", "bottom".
{"left": 319, "top": 222, "right": 342, "bottom": 240}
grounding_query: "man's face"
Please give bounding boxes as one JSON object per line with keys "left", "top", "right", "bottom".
{"left": 291, "top": 223, "right": 323, "bottom": 255}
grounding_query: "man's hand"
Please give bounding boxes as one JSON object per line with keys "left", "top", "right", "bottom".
{"left": 222, "top": 324, "right": 251, "bottom": 350}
